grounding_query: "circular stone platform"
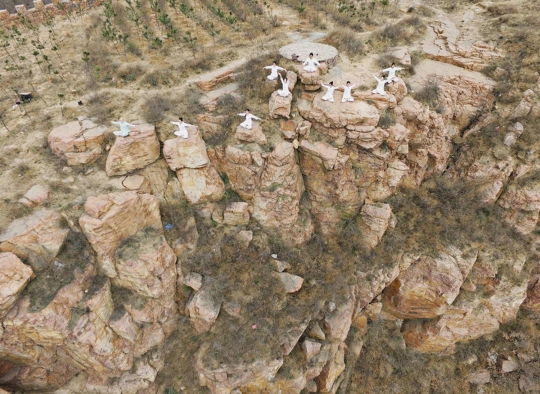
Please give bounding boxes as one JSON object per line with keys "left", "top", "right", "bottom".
{"left": 279, "top": 42, "right": 339, "bottom": 68}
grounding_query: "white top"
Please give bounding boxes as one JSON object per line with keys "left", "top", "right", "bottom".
{"left": 264, "top": 64, "right": 285, "bottom": 79}
{"left": 383, "top": 66, "right": 403, "bottom": 80}
{"left": 322, "top": 84, "right": 338, "bottom": 94}
{"left": 171, "top": 121, "right": 192, "bottom": 138}
{"left": 342, "top": 84, "right": 356, "bottom": 96}
{"left": 112, "top": 121, "right": 136, "bottom": 134}
{"left": 238, "top": 113, "right": 260, "bottom": 121}
{"left": 303, "top": 57, "right": 320, "bottom": 71}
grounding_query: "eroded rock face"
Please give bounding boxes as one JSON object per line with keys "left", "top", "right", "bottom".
{"left": 48, "top": 118, "right": 106, "bottom": 165}
{"left": 357, "top": 202, "right": 394, "bottom": 250}
{"left": 0, "top": 210, "right": 69, "bottom": 272}
{"left": 402, "top": 250, "right": 529, "bottom": 352}
{"left": 79, "top": 192, "right": 162, "bottom": 278}
{"left": 384, "top": 245, "right": 478, "bottom": 319}
{"left": 298, "top": 95, "right": 380, "bottom": 144}
{"left": 252, "top": 141, "right": 314, "bottom": 245}
{"left": 186, "top": 277, "right": 222, "bottom": 333}
{"left": 0, "top": 252, "right": 34, "bottom": 319}
{"left": 299, "top": 139, "right": 360, "bottom": 237}
{"left": 176, "top": 165, "right": 225, "bottom": 205}
{"left": 105, "top": 123, "right": 160, "bottom": 176}
{"left": 498, "top": 174, "right": 540, "bottom": 234}
{"left": 235, "top": 123, "right": 267, "bottom": 145}
{"left": 163, "top": 126, "right": 209, "bottom": 170}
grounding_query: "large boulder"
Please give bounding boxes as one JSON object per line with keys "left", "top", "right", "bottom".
{"left": 163, "top": 126, "right": 209, "bottom": 170}
{"left": 105, "top": 123, "right": 160, "bottom": 176}
{"left": 298, "top": 95, "right": 379, "bottom": 144}
{"left": 357, "top": 202, "right": 394, "bottom": 250}
{"left": 79, "top": 192, "right": 162, "bottom": 278}
{"left": 0, "top": 252, "right": 34, "bottom": 319}
{"left": 383, "top": 245, "right": 478, "bottom": 319}
{"left": 0, "top": 210, "right": 69, "bottom": 272}
{"left": 176, "top": 165, "right": 225, "bottom": 205}
{"left": 48, "top": 118, "right": 106, "bottom": 165}
{"left": 235, "top": 123, "right": 267, "bottom": 145}
{"left": 186, "top": 277, "right": 222, "bottom": 333}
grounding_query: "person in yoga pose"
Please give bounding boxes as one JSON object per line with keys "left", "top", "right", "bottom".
{"left": 321, "top": 81, "right": 338, "bottom": 102}
{"left": 238, "top": 109, "right": 261, "bottom": 130}
{"left": 112, "top": 118, "right": 137, "bottom": 137}
{"left": 372, "top": 75, "right": 389, "bottom": 96}
{"left": 382, "top": 63, "right": 403, "bottom": 82}
{"left": 171, "top": 117, "right": 193, "bottom": 139}
{"left": 264, "top": 61, "right": 286, "bottom": 81}
{"left": 341, "top": 81, "right": 356, "bottom": 102}
{"left": 303, "top": 53, "right": 320, "bottom": 72}
{"left": 277, "top": 75, "right": 291, "bottom": 97}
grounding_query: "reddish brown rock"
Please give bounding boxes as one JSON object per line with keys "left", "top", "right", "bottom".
{"left": 48, "top": 119, "right": 106, "bottom": 165}
{"left": 163, "top": 126, "right": 209, "bottom": 171}
{"left": 0, "top": 210, "right": 69, "bottom": 272}
{"left": 105, "top": 123, "right": 160, "bottom": 176}
{"left": 0, "top": 252, "right": 34, "bottom": 319}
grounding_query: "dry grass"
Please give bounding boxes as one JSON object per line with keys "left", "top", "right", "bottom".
{"left": 323, "top": 28, "right": 364, "bottom": 59}
{"left": 370, "top": 16, "right": 427, "bottom": 49}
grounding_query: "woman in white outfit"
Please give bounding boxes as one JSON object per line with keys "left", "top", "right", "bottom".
{"left": 171, "top": 117, "right": 192, "bottom": 139}
{"left": 264, "top": 61, "right": 286, "bottom": 81}
{"left": 238, "top": 109, "right": 260, "bottom": 130}
{"left": 382, "top": 63, "right": 403, "bottom": 82}
{"left": 341, "top": 81, "right": 355, "bottom": 102}
{"left": 303, "top": 52, "right": 320, "bottom": 72}
{"left": 321, "top": 81, "right": 338, "bottom": 102}
{"left": 277, "top": 75, "right": 290, "bottom": 97}
{"left": 112, "top": 118, "right": 137, "bottom": 137}
{"left": 372, "top": 75, "right": 389, "bottom": 96}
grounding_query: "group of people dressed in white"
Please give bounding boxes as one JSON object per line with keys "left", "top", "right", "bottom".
{"left": 111, "top": 54, "right": 403, "bottom": 138}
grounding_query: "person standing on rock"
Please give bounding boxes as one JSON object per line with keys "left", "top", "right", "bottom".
{"left": 382, "top": 63, "right": 403, "bottom": 83}
{"left": 264, "top": 61, "right": 286, "bottom": 81}
{"left": 321, "top": 81, "right": 338, "bottom": 102}
{"left": 112, "top": 118, "right": 138, "bottom": 137}
{"left": 303, "top": 52, "right": 320, "bottom": 72}
{"left": 171, "top": 117, "right": 193, "bottom": 139}
{"left": 372, "top": 75, "right": 389, "bottom": 96}
{"left": 277, "top": 75, "right": 291, "bottom": 97}
{"left": 341, "top": 81, "right": 356, "bottom": 103}
{"left": 238, "top": 109, "right": 260, "bottom": 130}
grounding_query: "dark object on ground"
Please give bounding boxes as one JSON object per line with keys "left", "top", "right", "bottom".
{"left": 78, "top": 100, "right": 84, "bottom": 106}
{"left": 20, "top": 93, "right": 33, "bottom": 102}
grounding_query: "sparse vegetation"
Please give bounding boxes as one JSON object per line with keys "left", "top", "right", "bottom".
{"left": 323, "top": 28, "right": 364, "bottom": 59}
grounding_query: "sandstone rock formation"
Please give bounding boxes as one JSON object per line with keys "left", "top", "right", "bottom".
{"left": 357, "top": 202, "right": 394, "bottom": 250}
{"left": 0, "top": 210, "right": 69, "bottom": 272}
{"left": 105, "top": 123, "right": 160, "bottom": 176}
{"left": 498, "top": 173, "right": 540, "bottom": 234}
{"left": 383, "top": 245, "right": 478, "bottom": 319}
{"left": 0, "top": 252, "right": 34, "bottom": 319}
{"left": 18, "top": 184, "right": 49, "bottom": 207}
{"left": 186, "top": 277, "right": 222, "bottom": 333}
{"left": 48, "top": 118, "right": 106, "bottom": 165}
{"left": 235, "top": 123, "right": 267, "bottom": 144}
{"left": 163, "top": 126, "right": 209, "bottom": 170}
{"left": 176, "top": 165, "right": 225, "bottom": 205}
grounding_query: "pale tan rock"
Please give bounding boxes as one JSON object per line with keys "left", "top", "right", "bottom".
{"left": 252, "top": 141, "right": 313, "bottom": 245}
{"left": 357, "top": 203, "right": 393, "bottom": 250}
{"left": 79, "top": 192, "right": 162, "bottom": 278}
{"left": 299, "top": 139, "right": 360, "bottom": 237}
{"left": 213, "top": 146, "right": 263, "bottom": 201}
{"left": 298, "top": 95, "right": 379, "bottom": 141}
{"left": 423, "top": 18, "right": 503, "bottom": 71}
{"left": 363, "top": 302, "right": 383, "bottom": 321}
{"left": 234, "top": 230, "right": 253, "bottom": 249}
{"left": 176, "top": 165, "right": 225, "bottom": 205}
{"left": 235, "top": 123, "right": 267, "bottom": 145}
{"left": 162, "top": 127, "right": 209, "bottom": 171}
{"left": 186, "top": 278, "right": 222, "bottom": 333}
{"left": 48, "top": 119, "right": 106, "bottom": 165}
{"left": 19, "top": 184, "right": 49, "bottom": 207}
{"left": 307, "top": 321, "right": 326, "bottom": 341}
{"left": 0, "top": 210, "right": 69, "bottom": 271}
{"left": 106, "top": 123, "right": 160, "bottom": 176}
{"left": 141, "top": 159, "right": 171, "bottom": 200}
{"left": 193, "top": 58, "right": 246, "bottom": 91}
{"left": 468, "top": 370, "right": 490, "bottom": 385}
{"left": 184, "top": 272, "right": 203, "bottom": 291}
{"left": 513, "top": 89, "right": 535, "bottom": 118}
{"left": 386, "top": 78, "right": 408, "bottom": 102}
{"left": 501, "top": 358, "right": 519, "bottom": 373}
{"left": 314, "top": 343, "right": 345, "bottom": 393}
{"left": 269, "top": 92, "right": 293, "bottom": 120}
{"left": 195, "top": 342, "right": 283, "bottom": 394}
{"left": 298, "top": 67, "right": 320, "bottom": 87}
{"left": 302, "top": 339, "right": 321, "bottom": 360}
{"left": 222, "top": 202, "right": 250, "bottom": 226}
{"left": 273, "top": 272, "right": 303, "bottom": 293}
{"left": 347, "top": 127, "right": 389, "bottom": 150}
{"left": 0, "top": 252, "right": 34, "bottom": 319}
{"left": 272, "top": 259, "right": 291, "bottom": 273}
{"left": 384, "top": 245, "right": 478, "bottom": 319}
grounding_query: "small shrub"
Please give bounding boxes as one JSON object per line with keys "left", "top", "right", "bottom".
{"left": 377, "top": 109, "right": 396, "bottom": 129}
{"left": 142, "top": 94, "right": 174, "bottom": 124}
{"left": 371, "top": 16, "right": 426, "bottom": 49}
{"left": 324, "top": 28, "right": 364, "bottom": 59}
{"left": 143, "top": 68, "right": 173, "bottom": 87}
{"left": 413, "top": 76, "right": 439, "bottom": 108}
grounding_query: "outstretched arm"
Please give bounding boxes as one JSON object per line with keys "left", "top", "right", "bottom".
{"left": 321, "top": 83, "right": 328, "bottom": 88}
{"left": 396, "top": 67, "right": 404, "bottom": 71}
{"left": 252, "top": 115, "right": 261, "bottom": 120}
{"left": 373, "top": 74, "right": 381, "bottom": 82}
{"left": 382, "top": 68, "right": 390, "bottom": 72}
{"left": 314, "top": 60, "right": 320, "bottom": 66}
{"left": 185, "top": 122, "right": 193, "bottom": 127}
{"left": 264, "top": 66, "right": 271, "bottom": 70}
{"left": 238, "top": 113, "right": 246, "bottom": 117}
{"left": 278, "top": 66, "right": 286, "bottom": 72}
{"left": 111, "top": 121, "right": 121, "bottom": 125}
{"left": 171, "top": 121, "right": 180, "bottom": 126}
